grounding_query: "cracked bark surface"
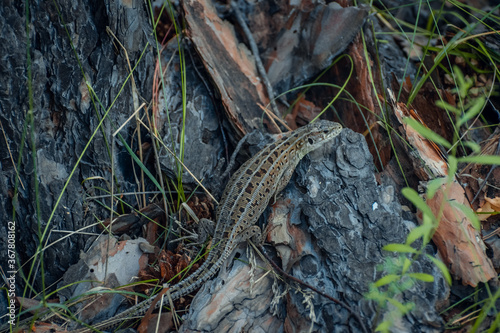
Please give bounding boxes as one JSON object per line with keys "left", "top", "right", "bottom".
{"left": 0, "top": 0, "right": 154, "bottom": 301}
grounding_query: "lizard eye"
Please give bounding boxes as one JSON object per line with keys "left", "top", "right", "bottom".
{"left": 308, "top": 138, "right": 314, "bottom": 145}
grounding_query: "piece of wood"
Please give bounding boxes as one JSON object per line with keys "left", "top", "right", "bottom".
{"left": 183, "top": 0, "right": 272, "bottom": 139}
{"left": 420, "top": 181, "right": 497, "bottom": 286}
{"left": 389, "top": 87, "right": 496, "bottom": 286}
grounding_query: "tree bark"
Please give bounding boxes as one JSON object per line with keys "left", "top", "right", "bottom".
{"left": 0, "top": 0, "right": 154, "bottom": 304}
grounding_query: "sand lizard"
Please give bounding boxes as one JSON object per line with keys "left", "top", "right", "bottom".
{"left": 6, "top": 120, "right": 342, "bottom": 332}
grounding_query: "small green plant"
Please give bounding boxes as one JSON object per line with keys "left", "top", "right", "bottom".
{"left": 366, "top": 65, "right": 500, "bottom": 332}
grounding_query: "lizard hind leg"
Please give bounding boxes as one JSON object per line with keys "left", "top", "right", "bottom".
{"left": 221, "top": 225, "right": 262, "bottom": 275}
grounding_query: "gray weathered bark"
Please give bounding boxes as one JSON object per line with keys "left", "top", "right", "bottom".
{"left": 0, "top": 0, "right": 154, "bottom": 309}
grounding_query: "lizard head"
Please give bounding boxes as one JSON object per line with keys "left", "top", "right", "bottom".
{"left": 297, "top": 120, "right": 342, "bottom": 158}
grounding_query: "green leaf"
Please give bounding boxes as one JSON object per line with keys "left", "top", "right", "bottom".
{"left": 374, "top": 274, "right": 401, "bottom": 287}
{"left": 406, "top": 225, "right": 425, "bottom": 245}
{"left": 426, "top": 178, "right": 446, "bottom": 199}
{"left": 458, "top": 155, "right": 500, "bottom": 165}
{"left": 435, "top": 100, "right": 460, "bottom": 114}
{"left": 453, "top": 65, "right": 473, "bottom": 98}
{"left": 403, "top": 118, "right": 452, "bottom": 149}
{"left": 449, "top": 200, "right": 481, "bottom": 230}
{"left": 421, "top": 214, "right": 436, "bottom": 244}
{"left": 457, "top": 96, "right": 485, "bottom": 128}
{"left": 402, "top": 258, "right": 412, "bottom": 275}
{"left": 386, "top": 298, "right": 408, "bottom": 313}
{"left": 364, "top": 287, "right": 387, "bottom": 303}
{"left": 383, "top": 243, "right": 417, "bottom": 253}
{"left": 425, "top": 254, "right": 452, "bottom": 285}
{"left": 375, "top": 320, "right": 391, "bottom": 333}
{"left": 406, "top": 223, "right": 434, "bottom": 246}
{"left": 118, "top": 134, "right": 165, "bottom": 195}
{"left": 402, "top": 188, "right": 436, "bottom": 222}
{"left": 463, "top": 141, "right": 481, "bottom": 153}
{"left": 454, "top": 66, "right": 466, "bottom": 90}
{"left": 448, "top": 156, "right": 458, "bottom": 179}
{"left": 408, "top": 273, "right": 435, "bottom": 282}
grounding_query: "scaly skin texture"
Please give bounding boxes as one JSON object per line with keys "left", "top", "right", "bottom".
{"left": 5, "top": 120, "right": 342, "bottom": 333}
